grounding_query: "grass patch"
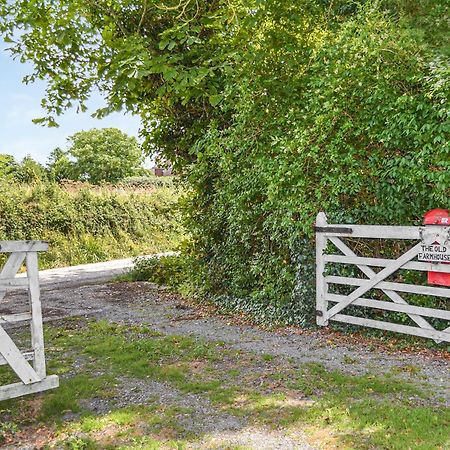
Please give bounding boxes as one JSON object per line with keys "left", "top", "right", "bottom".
{"left": 0, "top": 319, "right": 448, "bottom": 450}
{"left": 291, "top": 362, "right": 425, "bottom": 398}
{"left": 229, "top": 362, "right": 448, "bottom": 449}
{"left": 39, "top": 374, "right": 114, "bottom": 422}
{"left": 55, "top": 404, "right": 192, "bottom": 449}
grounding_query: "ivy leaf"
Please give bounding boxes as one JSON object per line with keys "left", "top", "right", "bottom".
{"left": 158, "top": 40, "right": 170, "bottom": 50}
{"left": 209, "top": 94, "right": 223, "bottom": 106}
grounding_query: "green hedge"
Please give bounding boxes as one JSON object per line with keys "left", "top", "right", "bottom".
{"left": 180, "top": 2, "right": 449, "bottom": 327}
{"left": 0, "top": 181, "right": 183, "bottom": 269}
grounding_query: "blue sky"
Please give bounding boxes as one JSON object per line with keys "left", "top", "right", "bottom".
{"left": 0, "top": 44, "right": 141, "bottom": 164}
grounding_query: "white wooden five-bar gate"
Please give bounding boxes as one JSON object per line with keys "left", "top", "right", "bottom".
{"left": 315, "top": 212, "right": 450, "bottom": 343}
{"left": 0, "top": 241, "right": 58, "bottom": 401}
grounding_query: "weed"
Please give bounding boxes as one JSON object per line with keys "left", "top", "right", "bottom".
{"left": 0, "top": 421, "right": 18, "bottom": 444}
{"left": 342, "top": 355, "right": 358, "bottom": 365}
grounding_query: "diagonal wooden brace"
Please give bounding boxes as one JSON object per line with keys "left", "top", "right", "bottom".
{"left": 0, "top": 252, "right": 26, "bottom": 303}
{"left": 324, "top": 242, "right": 422, "bottom": 321}
{"left": 329, "top": 237, "right": 446, "bottom": 341}
{"left": 0, "top": 325, "right": 40, "bottom": 384}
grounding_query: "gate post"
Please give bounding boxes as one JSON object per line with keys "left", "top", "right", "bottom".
{"left": 26, "top": 251, "right": 47, "bottom": 378}
{"left": 315, "top": 212, "right": 328, "bottom": 326}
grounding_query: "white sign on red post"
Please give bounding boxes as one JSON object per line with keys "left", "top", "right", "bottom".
{"left": 418, "top": 244, "right": 450, "bottom": 262}
{"left": 418, "top": 226, "right": 450, "bottom": 263}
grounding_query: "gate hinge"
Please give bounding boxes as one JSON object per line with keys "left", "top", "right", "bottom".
{"left": 314, "top": 226, "right": 353, "bottom": 234}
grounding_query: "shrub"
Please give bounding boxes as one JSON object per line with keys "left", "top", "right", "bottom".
{"left": 130, "top": 255, "right": 187, "bottom": 288}
{"left": 120, "top": 175, "right": 175, "bottom": 189}
{"left": 0, "top": 181, "right": 184, "bottom": 269}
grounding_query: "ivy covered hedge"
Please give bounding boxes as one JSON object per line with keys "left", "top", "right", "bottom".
{"left": 0, "top": 181, "right": 183, "bottom": 269}
{"left": 180, "top": 2, "right": 449, "bottom": 326}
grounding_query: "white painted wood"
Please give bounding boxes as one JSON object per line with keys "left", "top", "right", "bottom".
{"left": 0, "top": 326, "right": 40, "bottom": 384}
{"left": 0, "top": 252, "right": 26, "bottom": 278}
{"left": 318, "top": 224, "right": 420, "bottom": 239}
{"left": 324, "top": 242, "right": 422, "bottom": 321}
{"left": 324, "top": 254, "right": 450, "bottom": 274}
{"left": 0, "top": 279, "right": 30, "bottom": 288}
{"left": 314, "top": 214, "right": 450, "bottom": 342}
{"left": 326, "top": 294, "right": 450, "bottom": 320}
{"left": 26, "top": 252, "right": 46, "bottom": 379}
{"left": 0, "top": 252, "right": 26, "bottom": 303}
{"left": 328, "top": 237, "right": 439, "bottom": 337}
{"left": 0, "top": 351, "right": 33, "bottom": 366}
{"left": 0, "top": 375, "right": 59, "bottom": 401}
{"left": 0, "top": 243, "right": 58, "bottom": 400}
{"left": 331, "top": 314, "right": 450, "bottom": 343}
{"left": 0, "top": 312, "right": 32, "bottom": 324}
{"left": 326, "top": 276, "right": 450, "bottom": 298}
{"left": 315, "top": 212, "right": 328, "bottom": 326}
{"left": 0, "top": 241, "right": 48, "bottom": 253}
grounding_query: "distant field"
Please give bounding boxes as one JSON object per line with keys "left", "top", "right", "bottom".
{"left": 0, "top": 179, "right": 184, "bottom": 269}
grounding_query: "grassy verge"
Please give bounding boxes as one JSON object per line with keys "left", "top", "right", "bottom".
{"left": 0, "top": 319, "right": 448, "bottom": 449}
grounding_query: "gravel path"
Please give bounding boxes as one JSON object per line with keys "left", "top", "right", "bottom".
{"left": 15, "top": 252, "right": 176, "bottom": 289}
{"left": 1, "top": 263, "right": 449, "bottom": 449}
{"left": 4, "top": 281, "right": 449, "bottom": 399}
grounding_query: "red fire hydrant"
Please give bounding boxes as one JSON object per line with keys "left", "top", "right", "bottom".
{"left": 422, "top": 209, "right": 450, "bottom": 286}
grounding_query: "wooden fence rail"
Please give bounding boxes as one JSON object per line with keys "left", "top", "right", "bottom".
{"left": 0, "top": 241, "right": 58, "bottom": 401}
{"left": 315, "top": 213, "right": 450, "bottom": 343}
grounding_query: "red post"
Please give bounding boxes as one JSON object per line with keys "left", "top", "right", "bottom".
{"left": 423, "top": 209, "right": 450, "bottom": 286}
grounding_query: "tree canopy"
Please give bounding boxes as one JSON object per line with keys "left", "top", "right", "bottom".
{"left": 49, "top": 128, "right": 143, "bottom": 183}
{"left": 1, "top": 0, "right": 449, "bottom": 324}
{"left": 0, "top": 154, "right": 46, "bottom": 183}
{"left": 0, "top": 0, "right": 248, "bottom": 166}
{"left": 0, "top": 154, "right": 19, "bottom": 179}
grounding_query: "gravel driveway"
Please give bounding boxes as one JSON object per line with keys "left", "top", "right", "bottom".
{"left": 1, "top": 259, "right": 449, "bottom": 449}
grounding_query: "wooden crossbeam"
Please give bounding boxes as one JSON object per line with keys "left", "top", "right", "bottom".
{"left": 326, "top": 275, "right": 450, "bottom": 298}
{"left": 0, "top": 241, "right": 48, "bottom": 253}
{"left": 326, "top": 294, "right": 450, "bottom": 321}
{"left": 0, "top": 252, "right": 26, "bottom": 303}
{"left": 315, "top": 224, "right": 420, "bottom": 239}
{"left": 324, "top": 242, "right": 422, "bottom": 321}
{"left": 331, "top": 314, "right": 450, "bottom": 343}
{"left": 0, "top": 375, "right": 59, "bottom": 402}
{"left": 327, "top": 237, "right": 441, "bottom": 337}
{"left": 0, "top": 312, "right": 32, "bottom": 324}
{"left": 0, "top": 351, "right": 33, "bottom": 366}
{"left": 0, "top": 279, "right": 29, "bottom": 289}
{"left": 324, "top": 254, "right": 450, "bottom": 274}
{"left": 0, "top": 326, "right": 40, "bottom": 384}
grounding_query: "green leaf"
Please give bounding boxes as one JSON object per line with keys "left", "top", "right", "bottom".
{"left": 209, "top": 95, "right": 223, "bottom": 106}
{"left": 158, "top": 40, "right": 170, "bottom": 50}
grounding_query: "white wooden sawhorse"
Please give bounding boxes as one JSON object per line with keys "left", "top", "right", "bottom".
{"left": 315, "top": 213, "right": 450, "bottom": 343}
{"left": 0, "top": 241, "right": 58, "bottom": 401}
